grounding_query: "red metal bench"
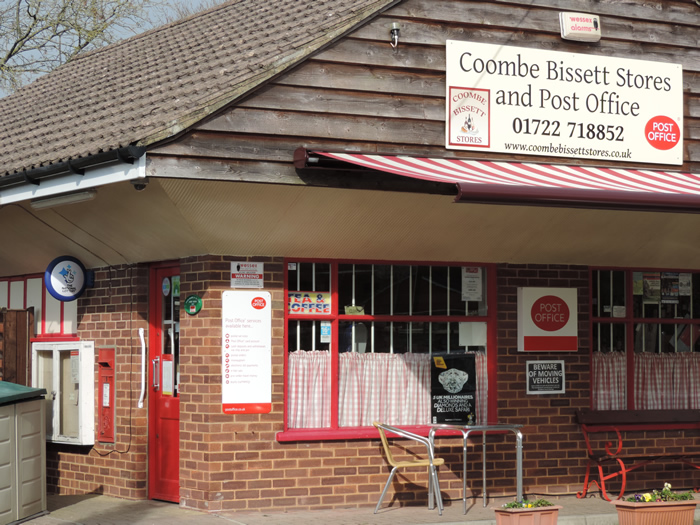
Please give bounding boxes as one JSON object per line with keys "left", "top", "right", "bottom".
{"left": 575, "top": 409, "right": 700, "bottom": 501}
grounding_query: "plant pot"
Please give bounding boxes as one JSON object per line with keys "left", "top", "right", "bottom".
{"left": 493, "top": 505, "right": 562, "bottom": 525}
{"left": 612, "top": 499, "right": 698, "bottom": 525}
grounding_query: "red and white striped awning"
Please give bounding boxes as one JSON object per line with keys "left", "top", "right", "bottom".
{"left": 308, "top": 151, "right": 700, "bottom": 213}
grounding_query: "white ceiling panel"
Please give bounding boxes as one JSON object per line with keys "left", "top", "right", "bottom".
{"left": 2, "top": 177, "right": 700, "bottom": 278}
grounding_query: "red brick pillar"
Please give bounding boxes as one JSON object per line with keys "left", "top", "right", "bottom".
{"left": 178, "top": 256, "right": 285, "bottom": 511}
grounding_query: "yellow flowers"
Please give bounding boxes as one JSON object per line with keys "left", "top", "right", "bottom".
{"left": 626, "top": 483, "right": 694, "bottom": 503}
{"left": 502, "top": 498, "right": 554, "bottom": 509}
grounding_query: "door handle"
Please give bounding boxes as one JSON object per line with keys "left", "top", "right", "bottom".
{"left": 152, "top": 357, "right": 160, "bottom": 391}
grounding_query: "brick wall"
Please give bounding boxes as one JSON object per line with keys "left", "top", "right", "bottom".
{"left": 493, "top": 263, "right": 591, "bottom": 496}
{"left": 177, "top": 255, "right": 403, "bottom": 512}
{"left": 46, "top": 264, "right": 149, "bottom": 498}
{"left": 176, "top": 260, "right": 596, "bottom": 511}
{"left": 45, "top": 259, "right": 700, "bottom": 509}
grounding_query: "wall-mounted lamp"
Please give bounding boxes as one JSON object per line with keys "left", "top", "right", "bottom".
{"left": 390, "top": 22, "right": 400, "bottom": 49}
{"left": 30, "top": 189, "right": 97, "bottom": 210}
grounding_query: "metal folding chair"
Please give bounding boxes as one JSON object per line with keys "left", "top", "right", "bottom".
{"left": 373, "top": 421, "right": 444, "bottom": 514}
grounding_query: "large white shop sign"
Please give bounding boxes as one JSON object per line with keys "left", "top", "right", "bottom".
{"left": 446, "top": 41, "right": 683, "bottom": 165}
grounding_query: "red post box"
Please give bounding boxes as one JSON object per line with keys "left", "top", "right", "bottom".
{"left": 97, "top": 347, "right": 115, "bottom": 442}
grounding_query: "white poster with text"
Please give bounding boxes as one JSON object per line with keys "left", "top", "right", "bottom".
{"left": 222, "top": 291, "right": 271, "bottom": 414}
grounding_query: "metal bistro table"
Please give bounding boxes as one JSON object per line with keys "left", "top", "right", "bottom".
{"left": 429, "top": 423, "right": 523, "bottom": 514}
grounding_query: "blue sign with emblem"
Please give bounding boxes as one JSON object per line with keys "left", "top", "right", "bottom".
{"left": 45, "top": 256, "right": 87, "bottom": 301}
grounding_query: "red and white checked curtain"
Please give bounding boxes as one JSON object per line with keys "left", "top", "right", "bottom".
{"left": 287, "top": 350, "right": 331, "bottom": 428}
{"left": 634, "top": 353, "right": 700, "bottom": 410}
{"left": 338, "top": 351, "right": 489, "bottom": 427}
{"left": 338, "top": 353, "right": 432, "bottom": 426}
{"left": 592, "top": 351, "right": 627, "bottom": 410}
{"left": 288, "top": 350, "right": 488, "bottom": 428}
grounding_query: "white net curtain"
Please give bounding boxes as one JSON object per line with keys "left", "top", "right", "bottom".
{"left": 287, "top": 350, "right": 487, "bottom": 429}
{"left": 593, "top": 351, "right": 700, "bottom": 410}
{"left": 592, "top": 351, "right": 626, "bottom": 410}
{"left": 287, "top": 350, "right": 332, "bottom": 428}
{"left": 634, "top": 353, "right": 700, "bottom": 410}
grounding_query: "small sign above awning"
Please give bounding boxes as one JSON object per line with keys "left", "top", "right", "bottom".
{"left": 298, "top": 150, "right": 700, "bottom": 213}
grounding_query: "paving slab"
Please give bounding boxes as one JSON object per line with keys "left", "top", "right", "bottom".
{"left": 19, "top": 492, "right": 700, "bottom": 525}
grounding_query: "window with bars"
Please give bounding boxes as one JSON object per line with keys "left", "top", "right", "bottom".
{"left": 591, "top": 269, "right": 700, "bottom": 411}
{"left": 284, "top": 260, "right": 496, "bottom": 437}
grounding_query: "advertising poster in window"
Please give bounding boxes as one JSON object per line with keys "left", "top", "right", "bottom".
{"left": 221, "top": 291, "right": 272, "bottom": 414}
{"left": 661, "top": 272, "right": 679, "bottom": 304}
{"left": 461, "top": 267, "right": 483, "bottom": 302}
{"left": 643, "top": 272, "right": 661, "bottom": 303}
{"left": 679, "top": 273, "right": 692, "bottom": 296}
{"left": 431, "top": 353, "right": 477, "bottom": 424}
{"left": 288, "top": 291, "right": 332, "bottom": 315}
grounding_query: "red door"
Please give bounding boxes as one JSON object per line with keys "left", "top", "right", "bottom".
{"left": 148, "top": 265, "right": 180, "bottom": 502}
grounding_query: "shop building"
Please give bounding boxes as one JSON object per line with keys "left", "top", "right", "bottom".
{"left": 0, "top": 0, "right": 699, "bottom": 513}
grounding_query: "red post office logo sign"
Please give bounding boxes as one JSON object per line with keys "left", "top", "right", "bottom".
{"left": 531, "top": 296, "right": 570, "bottom": 332}
{"left": 518, "top": 288, "right": 578, "bottom": 352}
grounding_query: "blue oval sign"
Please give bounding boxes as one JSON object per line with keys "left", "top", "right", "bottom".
{"left": 45, "top": 256, "right": 87, "bottom": 301}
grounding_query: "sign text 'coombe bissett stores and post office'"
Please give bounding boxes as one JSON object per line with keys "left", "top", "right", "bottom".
{"left": 446, "top": 41, "right": 683, "bottom": 165}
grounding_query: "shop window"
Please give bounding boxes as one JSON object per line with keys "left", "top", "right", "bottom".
{"left": 591, "top": 269, "right": 700, "bottom": 411}
{"left": 32, "top": 341, "right": 95, "bottom": 445}
{"left": 284, "top": 260, "right": 495, "bottom": 438}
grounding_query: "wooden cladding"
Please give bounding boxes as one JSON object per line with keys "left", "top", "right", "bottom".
{"left": 0, "top": 309, "right": 34, "bottom": 385}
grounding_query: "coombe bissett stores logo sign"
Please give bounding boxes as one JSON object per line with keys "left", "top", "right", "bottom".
{"left": 447, "top": 87, "right": 490, "bottom": 148}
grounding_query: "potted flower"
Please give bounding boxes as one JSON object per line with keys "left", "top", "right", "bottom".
{"left": 612, "top": 483, "right": 698, "bottom": 525}
{"left": 493, "top": 498, "right": 562, "bottom": 525}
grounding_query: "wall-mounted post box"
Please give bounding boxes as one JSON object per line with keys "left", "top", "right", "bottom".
{"left": 97, "top": 347, "right": 115, "bottom": 443}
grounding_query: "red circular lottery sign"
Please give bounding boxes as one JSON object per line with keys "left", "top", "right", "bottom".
{"left": 645, "top": 116, "right": 680, "bottom": 151}
{"left": 531, "top": 295, "right": 570, "bottom": 332}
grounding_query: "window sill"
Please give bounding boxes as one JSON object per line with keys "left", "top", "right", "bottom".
{"left": 274, "top": 425, "right": 504, "bottom": 442}
{"left": 577, "top": 409, "right": 700, "bottom": 430}
{"left": 276, "top": 425, "right": 439, "bottom": 442}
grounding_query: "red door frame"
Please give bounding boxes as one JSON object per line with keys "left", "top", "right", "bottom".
{"left": 148, "top": 262, "right": 180, "bottom": 502}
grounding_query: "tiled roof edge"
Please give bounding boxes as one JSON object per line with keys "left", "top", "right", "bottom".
{"left": 136, "top": 0, "right": 402, "bottom": 148}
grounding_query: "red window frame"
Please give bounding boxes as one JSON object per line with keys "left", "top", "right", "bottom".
{"left": 590, "top": 266, "right": 700, "bottom": 418}
{"left": 277, "top": 258, "right": 498, "bottom": 442}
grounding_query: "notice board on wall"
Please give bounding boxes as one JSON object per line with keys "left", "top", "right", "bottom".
{"left": 526, "top": 360, "right": 565, "bottom": 395}
{"left": 430, "top": 353, "right": 477, "bottom": 425}
{"left": 221, "top": 291, "right": 272, "bottom": 414}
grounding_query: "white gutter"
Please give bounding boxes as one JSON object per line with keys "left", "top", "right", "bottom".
{"left": 0, "top": 154, "right": 147, "bottom": 206}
